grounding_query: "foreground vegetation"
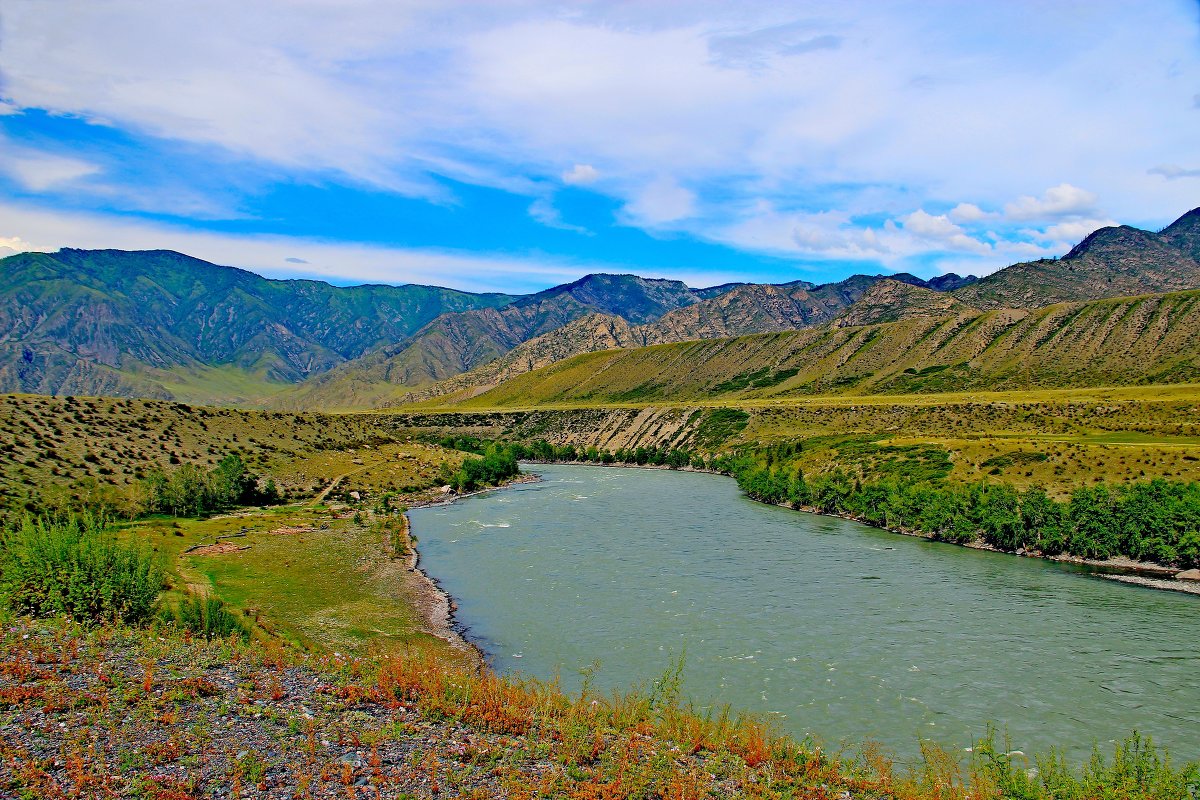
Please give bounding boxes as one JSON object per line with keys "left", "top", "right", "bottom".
{"left": 2, "top": 609, "right": 1196, "bottom": 798}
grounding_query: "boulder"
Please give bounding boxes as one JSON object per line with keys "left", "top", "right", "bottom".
{"left": 1175, "top": 568, "right": 1200, "bottom": 581}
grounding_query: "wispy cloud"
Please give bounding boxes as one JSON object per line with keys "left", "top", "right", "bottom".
{"left": 1149, "top": 164, "right": 1200, "bottom": 180}
{"left": 0, "top": 139, "right": 102, "bottom": 191}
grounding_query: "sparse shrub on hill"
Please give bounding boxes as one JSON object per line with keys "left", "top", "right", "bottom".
{"left": 0, "top": 514, "right": 163, "bottom": 624}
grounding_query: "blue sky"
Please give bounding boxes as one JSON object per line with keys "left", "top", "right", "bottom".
{"left": 1, "top": 1, "right": 1198, "bottom": 294}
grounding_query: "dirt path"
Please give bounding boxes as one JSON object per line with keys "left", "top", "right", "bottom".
{"left": 310, "top": 465, "right": 370, "bottom": 506}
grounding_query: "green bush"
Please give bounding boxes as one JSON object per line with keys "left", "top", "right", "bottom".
{"left": 974, "top": 727, "right": 1199, "bottom": 800}
{"left": 175, "top": 592, "right": 248, "bottom": 640}
{"left": 0, "top": 514, "right": 163, "bottom": 624}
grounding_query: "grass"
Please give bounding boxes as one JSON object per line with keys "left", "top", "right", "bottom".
{"left": 178, "top": 508, "right": 452, "bottom": 659}
{"left": 385, "top": 384, "right": 1200, "bottom": 495}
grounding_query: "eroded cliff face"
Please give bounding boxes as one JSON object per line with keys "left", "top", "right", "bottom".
{"left": 384, "top": 406, "right": 716, "bottom": 452}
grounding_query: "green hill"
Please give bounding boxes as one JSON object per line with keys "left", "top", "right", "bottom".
{"left": 448, "top": 289, "right": 1200, "bottom": 407}
{"left": 0, "top": 249, "right": 513, "bottom": 404}
{"left": 388, "top": 275, "right": 969, "bottom": 406}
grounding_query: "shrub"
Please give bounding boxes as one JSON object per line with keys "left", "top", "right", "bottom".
{"left": 175, "top": 592, "right": 247, "bottom": 640}
{"left": 0, "top": 514, "right": 163, "bottom": 625}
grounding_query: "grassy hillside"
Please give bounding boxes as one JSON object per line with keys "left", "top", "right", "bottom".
{"left": 0, "top": 393, "right": 448, "bottom": 520}
{"left": 405, "top": 276, "right": 977, "bottom": 406}
{"left": 452, "top": 289, "right": 1200, "bottom": 407}
{"left": 0, "top": 249, "right": 514, "bottom": 404}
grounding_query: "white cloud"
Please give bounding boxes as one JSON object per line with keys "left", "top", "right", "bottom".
{"left": 0, "top": 1, "right": 1197, "bottom": 272}
{"left": 0, "top": 234, "right": 51, "bottom": 258}
{"left": 1036, "top": 218, "right": 1118, "bottom": 243}
{"left": 948, "top": 203, "right": 994, "bottom": 223}
{"left": 562, "top": 164, "right": 599, "bottom": 185}
{"left": 1004, "top": 183, "right": 1098, "bottom": 220}
{"left": 903, "top": 209, "right": 961, "bottom": 239}
{"left": 622, "top": 177, "right": 696, "bottom": 225}
{"left": 901, "top": 210, "right": 992, "bottom": 254}
{"left": 715, "top": 205, "right": 893, "bottom": 260}
{"left": 897, "top": 211, "right": 988, "bottom": 255}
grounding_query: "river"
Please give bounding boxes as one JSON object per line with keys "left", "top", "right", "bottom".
{"left": 408, "top": 463, "right": 1200, "bottom": 762}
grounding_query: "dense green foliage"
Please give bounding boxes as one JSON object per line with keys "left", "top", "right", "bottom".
{"left": 731, "top": 459, "right": 1200, "bottom": 567}
{"left": 0, "top": 514, "right": 163, "bottom": 624}
{"left": 142, "top": 453, "right": 280, "bottom": 517}
{"left": 175, "top": 591, "right": 248, "bottom": 640}
{"left": 436, "top": 439, "right": 523, "bottom": 493}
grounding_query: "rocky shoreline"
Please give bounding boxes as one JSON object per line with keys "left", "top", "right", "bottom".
{"left": 402, "top": 473, "right": 542, "bottom": 667}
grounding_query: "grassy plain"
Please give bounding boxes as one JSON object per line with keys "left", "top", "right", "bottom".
{"left": 0, "top": 393, "right": 481, "bottom": 665}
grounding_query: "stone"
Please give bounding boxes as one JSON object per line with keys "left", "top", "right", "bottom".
{"left": 1174, "top": 568, "right": 1200, "bottom": 581}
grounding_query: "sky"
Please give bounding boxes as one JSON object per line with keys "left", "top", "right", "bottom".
{"left": 1, "top": 1, "right": 1198, "bottom": 294}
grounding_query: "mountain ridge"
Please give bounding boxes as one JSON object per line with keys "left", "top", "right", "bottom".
{"left": 4, "top": 205, "right": 1200, "bottom": 407}
{"left": 0, "top": 248, "right": 515, "bottom": 403}
{"left": 447, "top": 287, "right": 1200, "bottom": 408}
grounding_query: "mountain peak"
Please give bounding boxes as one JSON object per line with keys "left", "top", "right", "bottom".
{"left": 518, "top": 272, "right": 699, "bottom": 324}
{"left": 1062, "top": 225, "right": 1153, "bottom": 261}
{"left": 1162, "top": 206, "right": 1200, "bottom": 235}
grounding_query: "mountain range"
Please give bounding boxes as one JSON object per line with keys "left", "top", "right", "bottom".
{"left": 1, "top": 206, "right": 1198, "bottom": 407}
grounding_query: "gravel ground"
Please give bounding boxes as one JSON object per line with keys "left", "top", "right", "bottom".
{"left": 0, "top": 618, "right": 551, "bottom": 798}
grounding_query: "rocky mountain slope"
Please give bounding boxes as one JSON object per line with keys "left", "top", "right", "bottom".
{"left": 450, "top": 288, "right": 1200, "bottom": 407}
{"left": 0, "top": 249, "right": 513, "bottom": 403}
{"left": 952, "top": 212, "right": 1200, "bottom": 309}
{"left": 5, "top": 206, "right": 1199, "bottom": 408}
{"left": 273, "top": 274, "right": 705, "bottom": 409}
{"left": 833, "top": 279, "right": 975, "bottom": 326}
{"left": 369, "top": 273, "right": 977, "bottom": 406}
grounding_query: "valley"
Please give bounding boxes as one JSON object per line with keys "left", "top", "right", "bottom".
{"left": 4, "top": 211, "right": 1200, "bottom": 797}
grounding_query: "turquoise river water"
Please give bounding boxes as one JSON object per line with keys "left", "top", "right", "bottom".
{"left": 408, "top": 464, "right": 1200, "bottom": 762}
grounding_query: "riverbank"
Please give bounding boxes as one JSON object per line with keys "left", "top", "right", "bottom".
{"left": 11, "top": 613, "right": 1189, "bottom": 799}
{"left": 403, "top": 472, "right": 542, "bottom": 666}
{"left": 397, "top": 460, "right": 1200, "bottom": 766}
{"left": 773, "top": 502, "right": 1200, "bottom": 598}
